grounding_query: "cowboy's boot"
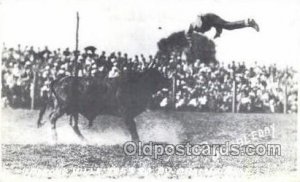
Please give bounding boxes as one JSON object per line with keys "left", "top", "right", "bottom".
{"left": 248, "top": 19, "right": 260, "bottom": 32}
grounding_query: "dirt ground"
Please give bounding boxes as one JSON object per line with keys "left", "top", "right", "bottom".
{"left": 0, "top": 108, "right": 297, "bottom": 179}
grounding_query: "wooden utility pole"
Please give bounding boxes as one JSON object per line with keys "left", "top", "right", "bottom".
{"left": 30, "top": 52, "right": 40, "bottom": 110}
{"left": 172, "top": 74, "right": 177, "bottom": 110}
{"left": 70, "top": 12, "right": 80, "bottom": 121}
{"left": 231, "top": 61, "right": 237, "bottom": 113}
{"left": 30, "top": 67, "right": 37, "bottom": 109}
{"left": 283, "top": 83, "right": 288, "bottom": 114}
{"left": 283, "top": 66, "right": 288, "bottom": 114}
{"left": 74, "top": 12, "right": 80, "bottom": 77}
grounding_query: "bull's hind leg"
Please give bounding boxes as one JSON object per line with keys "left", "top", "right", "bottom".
{"left": 88, "top": 119, "right": 93, "bottom": 128}
{"left": 69, "top": 115, "right": 74, "bottom": 126}
{"left": 71, "top": 113, "right": 86, "bottom": 141}
{"left": 124, "top": 117, "right": 140, "bottom": 141}
{"left": 49, "top": 107, "right": 65, "bottom": 141}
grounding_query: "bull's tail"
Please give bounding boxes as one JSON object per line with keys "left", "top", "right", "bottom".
{"left": 37, "top": 80, "right": 57, "bottom": 128}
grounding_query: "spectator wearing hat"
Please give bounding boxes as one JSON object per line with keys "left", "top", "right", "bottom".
{"left": 84, "top": 46, "right": 97, "bottom": 56}
{"left": 63, "top": 48, "right": 71, "bottom": 57}
{"left": 1, "top": 45, "right": 298, "bottom": 112}
{"left": 108, "top": 65, "right": 120, "bottom": 78}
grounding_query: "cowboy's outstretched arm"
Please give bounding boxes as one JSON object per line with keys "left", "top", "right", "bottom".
{"left": 187, "top": 24, "right": 194, "bottom": 35}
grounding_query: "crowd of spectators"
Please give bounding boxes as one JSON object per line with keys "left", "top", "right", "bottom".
{"left": 1, "top": 44, "right": 298, "bottom": 113}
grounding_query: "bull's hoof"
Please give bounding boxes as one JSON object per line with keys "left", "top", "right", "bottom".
{"left": 51, "top": 130, "right": 58, "bottom": 142}
{"left": 81, "top": 137, "right": 88, "bottom": 144}
{"left": 87, "top": 123, "right": 93, "bottom": 129}
{"left": 132, "top": 137, "right": 140, "bottom": 143}
{"left": 37, "top": 122, "right": 44, "bottom": 128}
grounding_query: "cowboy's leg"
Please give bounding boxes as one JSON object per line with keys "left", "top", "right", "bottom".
{"left": 221, "top": 20, "right": 249, "bottom": 30}
{"left": 204, "top": 13, "right": 245, "bottom": 29}
{"left": 216, "top": 18, "right": 260, "bottom": 32}
{"left": 223, "top": 19, "right": 259, "bottom": 32}
{"left": 204, "top": 13, "right": 259, "bottom": 31}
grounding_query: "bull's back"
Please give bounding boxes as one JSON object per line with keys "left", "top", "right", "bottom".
{"left": 50, "top": 74, "right": 155, "bottom": 118}
{"left": 51, "top": 76, "right": 119, "bottom": 112}
{"left": 51, "top": 76, "right": 95, "bottom": 104}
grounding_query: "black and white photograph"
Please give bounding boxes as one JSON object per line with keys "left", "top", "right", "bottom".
{"left": 0, "top": 0, "right": 299, "bottom": 181}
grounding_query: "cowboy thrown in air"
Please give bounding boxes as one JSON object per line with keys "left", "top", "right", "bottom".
{"left": 187, "top": 13, "right": 260, "bottom": 38}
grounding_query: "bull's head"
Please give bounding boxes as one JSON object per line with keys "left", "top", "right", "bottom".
{"left": 145, "top": 61, "right": 170, "bottom": 93}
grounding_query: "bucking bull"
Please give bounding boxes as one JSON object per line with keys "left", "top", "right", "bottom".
{"left": 37, "top": 63, "right": 169, "bottom": 141}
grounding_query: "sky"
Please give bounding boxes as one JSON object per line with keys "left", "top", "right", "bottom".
{"left": 0, "top": 0, "right": 300, "bottom": 68}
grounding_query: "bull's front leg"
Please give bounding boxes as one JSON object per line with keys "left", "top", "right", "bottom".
{"left": 69, "top": 115, "right": 73, "bottom": 126}
{"left": 124, "top": 117, "right": 140, "bottom": 141}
